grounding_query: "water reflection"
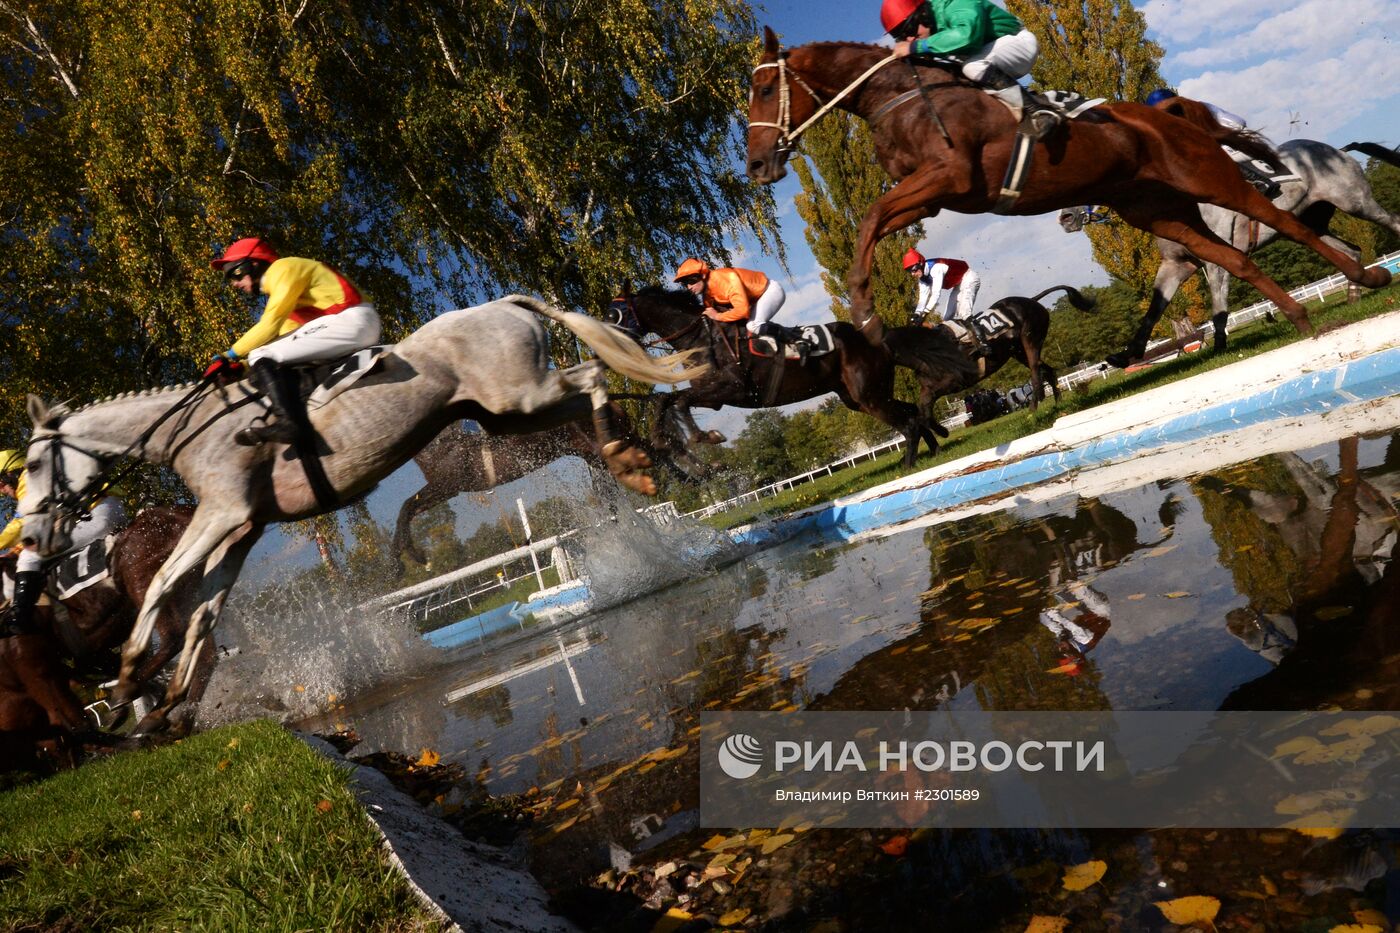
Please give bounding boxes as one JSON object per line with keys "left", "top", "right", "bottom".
{"left": 301, "top": 430, "right": 1400, "bottom": 927}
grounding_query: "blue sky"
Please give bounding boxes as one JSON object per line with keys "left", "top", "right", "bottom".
{"left": 244, "top": 0, "right": 1400, "bottom": 584}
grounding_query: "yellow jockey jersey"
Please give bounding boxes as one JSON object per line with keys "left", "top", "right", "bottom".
{"left": 231, "top": 257, "right": 368, "bottom": 358}
{"left": 0, "top": 469, "right": 26, "bottom": 551}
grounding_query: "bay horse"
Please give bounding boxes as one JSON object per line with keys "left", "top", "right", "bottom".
{"left": 744, "top": 30, "right": 1390, "bottom": 349}
{"left": 618, "top": 285, "right": 973, "bottom": 472}
{"left": 391, "top": 403, "right": 649, "bottom": 575}
{"left": 17, "top": 296, "right": 705, "bottom": 734}
{"left": 903, "top": 285, "right": 1096, "bottom": 422}
{"left": 1060, "top": 137, "right": 1400, "bottom": 366}
{"left": 0, "top": 506, "right": 205, "bottom": 766}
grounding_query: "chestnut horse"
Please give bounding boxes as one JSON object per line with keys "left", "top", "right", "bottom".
{"left": 0, "top": 505, "right": 209, "bottom": 764}
{"left": 617, "top": 286, "right": 973, "bottom": 471}
{"left": 744, "top": 30, "right": 1390, "bottom": 356}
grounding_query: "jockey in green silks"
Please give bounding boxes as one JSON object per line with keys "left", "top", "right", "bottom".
{"left": 880, "top": 0, "right": 1059, "bottom": 137}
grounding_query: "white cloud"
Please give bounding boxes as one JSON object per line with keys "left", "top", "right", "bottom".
{"left": 1142, "top": 0, "right": 1277, "bottom": 44}
{"left": 1170, "top": 0, "right": 1385, "bottom": 69}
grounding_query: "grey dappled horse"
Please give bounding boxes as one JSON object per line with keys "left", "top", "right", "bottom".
{"left": 1060, "top": 139, "right": 1400, "bottom": 366}
{"left": 18, "top": 296, "right": 705, "bottom": 734}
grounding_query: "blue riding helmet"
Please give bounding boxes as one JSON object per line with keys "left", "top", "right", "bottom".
{"left": 1145, "top": 88, "right": 1177, "bottom": 107}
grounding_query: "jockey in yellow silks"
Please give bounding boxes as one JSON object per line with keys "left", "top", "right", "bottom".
{"left": 205, "top": 237, "right": 382, "bottom": 446}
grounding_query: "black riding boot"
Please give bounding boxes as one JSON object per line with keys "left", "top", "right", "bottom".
{"left": 5, "top": 570, "right": 44, "bottom": 636}
{"left": 982, "top": 68, "right": 1060, "bottom": 139}
{"left": 235, "top": 360, "right": 301, "bottom": 446}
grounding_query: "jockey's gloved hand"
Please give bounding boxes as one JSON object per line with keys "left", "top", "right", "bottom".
{"left": 203, "top": 351, "right": 245, "bottom": 385}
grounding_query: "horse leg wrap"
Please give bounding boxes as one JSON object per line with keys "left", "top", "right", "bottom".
{"left": 592, "top": 405, "right": 618, "bottom": 448}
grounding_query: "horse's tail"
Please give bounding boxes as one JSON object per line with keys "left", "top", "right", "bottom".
{"left": 1156, "top": 96, "right": 1286, "bottom": 173}
{"left": 885, "top": 325, "right": 979, "bottom": 384}
{"left": 1343, "top": 141, "right": 1400, "bottom": 170}
{"left": 504, "top": 295, "right": 709, "bottom": 385}
{"left": 1032, "top": 285, "right": 1096, "bottom": 312}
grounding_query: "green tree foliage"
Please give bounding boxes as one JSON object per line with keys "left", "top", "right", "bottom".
{"left": 0, "top": 0, "right": 778, "bottom": 442}
{"left": 1007, "top": 0, "right": 1191, "bottom": 319}
{"left": 1367, "top": 157, "right": 1400, "bottom": 257}
{"left": 726, "top": 409, "right": 794, "bottom": 486}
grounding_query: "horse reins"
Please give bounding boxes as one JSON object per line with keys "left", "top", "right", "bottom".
{"left": 37, "top": 380, "right": 214, "bottom": 523}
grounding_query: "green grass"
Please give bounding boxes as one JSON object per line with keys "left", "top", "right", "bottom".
{"left": 0, "top": 720, "right": 439, "bottom": 932}
{"left": 704, "top": 286, "right": 1399, "bottom": 530}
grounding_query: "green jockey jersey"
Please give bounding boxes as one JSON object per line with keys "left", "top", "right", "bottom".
{"left": 911, "top": 0, "right": 1024, "bottom": 57}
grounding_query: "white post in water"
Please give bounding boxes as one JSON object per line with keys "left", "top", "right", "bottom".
{"left": 518, "top": 497, "right": 546, "bottom": 591}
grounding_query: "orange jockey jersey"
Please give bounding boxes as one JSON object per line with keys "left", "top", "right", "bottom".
{"left": 703, "top": 267, "right": 770, "bottom": 322}
{"left": 230, "top": 257, "right": 366, "bottom": 358}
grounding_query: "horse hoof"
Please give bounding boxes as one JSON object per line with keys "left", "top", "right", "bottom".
{"left": 1361, "top": 266, "right": 1392, "bottom": 289}
{"left": 1104, "top": 351, "right": 1136, "bottom": 369}
{"left": 618, "top": 471, "right": 657, "bottom": 496}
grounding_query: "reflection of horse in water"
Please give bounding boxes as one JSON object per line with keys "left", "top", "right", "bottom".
{"left": 391, "top": 404, "right": 648, "bottom": 576}
{"left": 745, "top": 32, "right": 1390, "bottom": 351}
{"left": 1058, "top": 138, "right": 1400, "bottom": 366}
{"left": 0, "top": 506, "right": 206, "bottom": 768}
{"left": 1196, "top": 437, "right": 1400, "bottom": 710}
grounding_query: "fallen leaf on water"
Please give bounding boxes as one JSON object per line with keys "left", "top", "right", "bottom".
{"left": 1163, "top": 591, "right": 1192, "bottom": 599}
{"left": 1025, "top": 918, "right": 1070, "bottom": 933}
{"left": 879, "top": 835, "right": 909, "bottom": 857}
{"left": 761, "top": 833, "right": 795, "bottom": 854}
{"left": 719, "top": 908, "right": 752, "bottom": 926}
{"left": 551, "top": 815, "right": 578, "bottom": 834}
{"left": 1320, "top": 715, "right": 1400, "bottom": 738}
{"left": 701, "top": 834, "right": 730, "bottom": 851}
{"left": 554, "top": 798, "right": 579, "bottom": 812}
{"left": 1328, "top": 926, "right": 1384, "bottom": 933}
{"left": 652, "top": 907, "right": 694, "bottom": 932}
{"left": 1294, "top": 736, "right": 1374, "bottom": 765}
{"left": 315, "top": 800, "right": 333, "bottom": 813}
{"left": 708, "top": 852, "right": 738, "bottom": 869}
{"left": 1259, "top": 874, "right": 1278, "bottom": 896}
{"left": 414, "top": 748, "right": 440, "bottom": 768}
{"left": 1155, "top": 895, "right": 1220, "bottom": 929}
{"left": 1127, "top": 593, "right": 1147, "bottom": 601}
{"left": 1351, "top": 909, "right": 1389, "bottom": 929}
{"left": 1292, "top": 825, "right": 1345, "bottom": 840}
{"left": 1271, "top": 735, "right": 1323, "bottom": 759}
{"left": 1147, "top": 545, "right": 1178, "bottom": 557}
{"left": 1284, "top": 810, "right": 1354, "bottom": 834}
{"left": 1046, "top": 662, "right": 1081, "bottom": 675}
{"left": 1315, "top": 606, "right": 1354, "bottom": 620}
{"left": 1061, "top": 860, "right": 1106, "bottom": 891}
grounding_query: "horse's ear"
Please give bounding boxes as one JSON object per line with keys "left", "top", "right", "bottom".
{"left": 622, "top": 280, "right": 633, "bottom": 299}
{"left": 763, "top": 26, "right": 779, "bottom": 56}
{"left": 26, "top": 394, "right": 59, "bottom": 429}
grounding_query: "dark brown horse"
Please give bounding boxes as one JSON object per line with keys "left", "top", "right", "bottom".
{"left": 0, "top": 505, "right": 210, "bottom": 758}
{"left": 391, "top": 406, "right": 646, "bottom": 574}
{"left": 905, "top": 285, "right": 1096, "bottom": 421}
{"left": 744, "top": 31, "right": 1389, "bottom": 353}
{"left": 618, "top": 286, "right": 973, "bottom": 470}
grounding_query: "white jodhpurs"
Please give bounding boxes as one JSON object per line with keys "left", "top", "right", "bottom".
{"left": 960, "top": 29, "right": 1039, "bottom": 83}
{"left": 745, "top": 280, "right": 787, "bottom": 335}
{"left": 940, "top": 270, "right": 981, "bottom": 322}
{"left": 248, "top": 305, "right": 382, "bottom": 366}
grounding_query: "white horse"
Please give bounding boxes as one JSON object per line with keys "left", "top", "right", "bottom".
{"left": 18, "top": 296, "right": 705, "bottom": 734}
{"left": 1059, "top": 139, "right": 1400, "bottom": 366}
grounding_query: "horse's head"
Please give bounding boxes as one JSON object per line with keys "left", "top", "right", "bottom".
{"left": 747, "top": 27, "right": 819, "bottom": 184}
{"left": 19, "top": 395, "right": 105, "bottom": 558}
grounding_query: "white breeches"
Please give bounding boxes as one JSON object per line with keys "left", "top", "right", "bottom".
{"left": 960, "top": 29, "right": 1039, "bottom": 82}
{"left": 939, "top": 271, "right": 981, "bottom": 322}
{"left": 248, "top": 305, "right": 381, "bottom": 366}
{"left": 745, "top": 280, "right": 787, "bottom": 334}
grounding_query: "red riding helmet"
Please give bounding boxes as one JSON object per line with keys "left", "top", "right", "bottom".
{"left": 210, "top": 237, "right": 280, "bottom": 271}
{"left": 902, "top": 247, "right": 925, "bottom": 271}
{"left": 673, "top": 257, "right": 711, "bottom": 282}
{"left": 881, "top": 0, "right": 923, "bottom": 35}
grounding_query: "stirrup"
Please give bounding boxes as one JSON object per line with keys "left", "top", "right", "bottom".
{"left": 235, "top": 416, "right": 297, "bottom": 447}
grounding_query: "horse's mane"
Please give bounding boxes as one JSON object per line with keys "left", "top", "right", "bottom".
{"left": 636, "top": 284, "right": 701, "bottom": 312}
{"left": 73, "top": 381, "right": 202, "bottom": 414}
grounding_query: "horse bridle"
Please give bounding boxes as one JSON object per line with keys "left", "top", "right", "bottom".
{"left": 750, "top": 51, "right": 902, "bottom": 156}
{"left": 612, "top": 294, "right": 706, "bottom": 351}
{"left": 31, "top": 380, "right": 213, "bottom": 526}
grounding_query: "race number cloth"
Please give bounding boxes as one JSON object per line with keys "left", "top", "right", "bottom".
{"left": 52, "top": 536, "right": 112, "bottom": 600}
{"left": 306, "top": 345, "right": 391, "bottom": 410}
{"left": 748, "top": 324, "right": 838, "bottom": 360}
